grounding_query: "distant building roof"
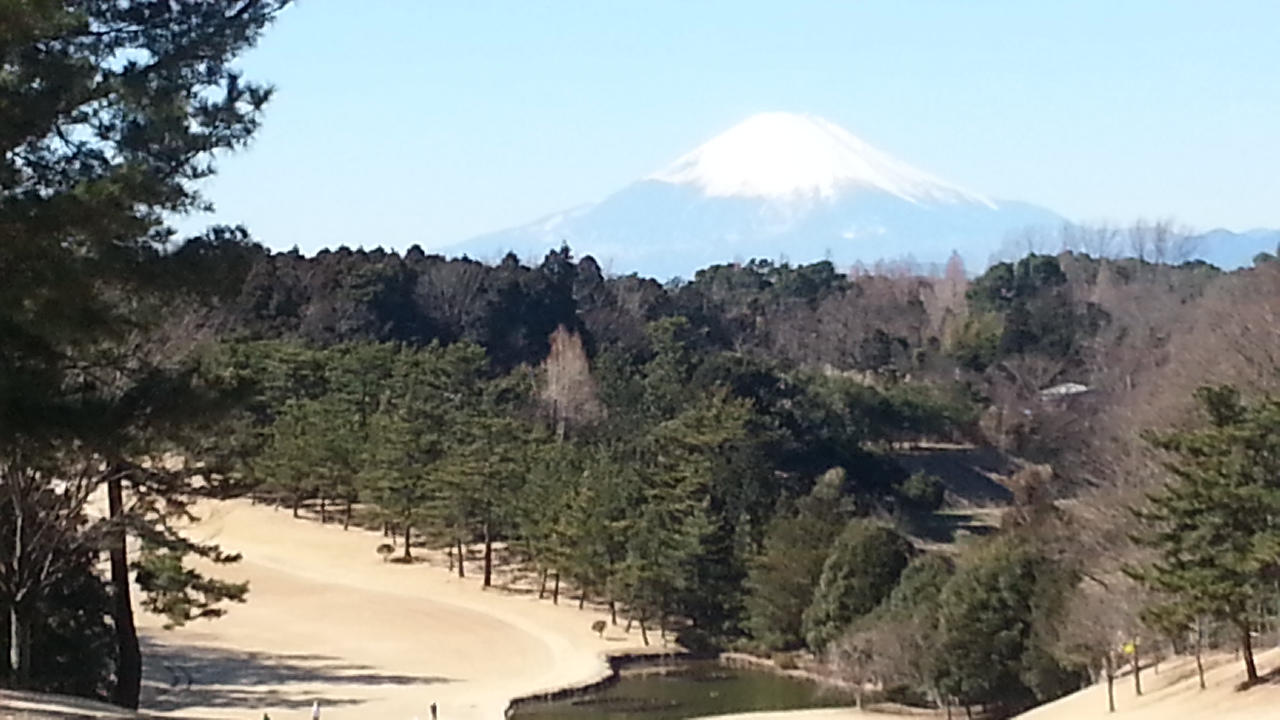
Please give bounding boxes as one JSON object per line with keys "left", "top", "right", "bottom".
{"left": 1039, "top": 382, "right": 1090, "bottom": 399}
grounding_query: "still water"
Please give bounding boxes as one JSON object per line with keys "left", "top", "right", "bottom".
{"left": 512, "top": 661, "right": 856, "bottom": 720}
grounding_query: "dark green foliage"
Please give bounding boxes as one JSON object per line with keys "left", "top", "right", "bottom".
{"left": 802, "top": 521, "right": 914, "bottom": 650}
{"left": 881, "top": 383, "right": 982, "bottom": 444}
{"left": 885, "top": 553, "right": 955, "bottom": 616}
{"left": 27, "top": 562, "right": 115, "bottom": 698}
{"left": 133, "top": 544, "right": 248, "bottom": 629}
{"left": 0, "top": 507, "right": 115, "bottom": 697}
{"left": 962, "top": 254, "right": 1104, "bottom": 366}
{"left": 934, "top": 537, "right": 1080, "bottom": 713}
{"left": 946, "top": 312, "right": 1004, "bottom": 373}
{"left": 743, "top": 472, "right": 848, "bottom": 650}
{"left": 1132, "top": 385, "right": 1280, "bottom": 682}
{"left": 967, "top": 255, "right": 1067, "bottom": 314}
{"left": 1, "top": 0, "right": 289, "bottom": 703}
{"left": 847, "top": 553, "right": 955, "bottom": 703}
{"left": 896, "top": 471, "right": 947, "bottom": 515}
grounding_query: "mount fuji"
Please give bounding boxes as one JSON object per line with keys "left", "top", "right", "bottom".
{"left": 444, "top": 113, "right": 1068, "bottom": 279}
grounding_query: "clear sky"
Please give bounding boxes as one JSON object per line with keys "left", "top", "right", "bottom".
{"left": 196, "top": 1, "right": 1280, "bottom": 255}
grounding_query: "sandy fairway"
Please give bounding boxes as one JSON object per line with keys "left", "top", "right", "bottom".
{"left": 1016, "top": 648, "right": 1280, "bottom": 720}
{"left": 136, "top": 499, "right": 651, "bottom": 720}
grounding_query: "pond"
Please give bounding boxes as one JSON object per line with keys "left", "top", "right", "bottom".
{"left": 511, "top": 661, "right": 856, "bottom": 720}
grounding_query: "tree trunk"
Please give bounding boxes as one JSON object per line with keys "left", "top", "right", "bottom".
{"left": 639, "top": 617, "right": 649, "bottom": 646}
{"left": 319, "top": 493, "right": 327, "bottom": 523}
{"left": 964, "top": 704, "right": 972, "bottom": 720}
{"left": 8, "top": 493, "right": 29, "bottom": 685}
{"left": 482, "top": 522, "right": 492, "bottom": 589}
{"left": 1104, "top": 654, "right": 1115, "bottom": 713}
{"left": 1240, "top": 620, "right": 1258, "bottom": 683}
{"left": 1195, "top": 618, "right": 1206, "bottom": 690}
{"left": 538, "top": 568, "right": 548, "bottom": 599}
{"left": 456, "top": 538, "right": 465, "bottom": 578}
{"left": 1132, "top": 639, "right": 1142, "bottom": 696}
{"left": 8, "top": 604, "right": 29, "bottom": 686}
{"left": 610, "top": 599, "right": 618, "bottom": 625}
{"left": 292, "top": 493, "right": 300, "bottom": 518}
{"left": 108, "top": 477, "right": 142, "bottom": 710}
{"left": 578, "top": 587, "right": 587, "bottom": 610}
{"left": 551, "top": 571, "right": 560, "bottom": 604}
{"left": 402, "top": 524, "right": 412, "bottom": 561}
{"left": 343, "top": 496, "right": 353, "bottom": 530}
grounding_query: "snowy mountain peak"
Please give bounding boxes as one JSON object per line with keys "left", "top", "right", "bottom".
{"left": 648, "top": 112, "right": 994, "bottom": 207}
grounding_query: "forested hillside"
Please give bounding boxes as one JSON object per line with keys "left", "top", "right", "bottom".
{"left": 165, "top": 236, "right": 1280, "bottom": 716}
{"left": 3, "top": 2, "right": 1278, "bottom": 717}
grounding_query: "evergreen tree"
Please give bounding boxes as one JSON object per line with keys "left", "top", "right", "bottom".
{"left": 360, "top": 343, "right": 487, "bottom": 560}
{"left": 437, "top": 372, "right": 539, "bottom": 587}
{"left": 934, "top": 537, "right": 1079, "bottom": 714}
{"left": 0, "top": 0, "right": 289, "bottom": 705}
{"left": 1133, "top": 385, "right": 1280, "bottom": 683}
{"left": 802, "top": 520, "right": 913, "bottom": 651}
{"left": 744, "top": 470, "right": 848, "bottom": 650}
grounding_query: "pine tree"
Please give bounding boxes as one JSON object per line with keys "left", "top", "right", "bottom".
{"left": 1133, "top": 386, "right": 1280, "bottom": 684}
{"left": 802, "top": 520, "right": 913, "bottom": 651}
{"left": 359, "top": 344, "right": 488, "bottom": 561}
{"left": 0, "top": 0, "right": 289, "bottom": 704}
{"left": 744, "top": 469, "right": 848, "bottom": 650}
{"left": 437, "top": 373, "right": 539, "bottom": 587}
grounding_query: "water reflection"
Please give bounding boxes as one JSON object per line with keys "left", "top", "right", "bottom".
{"left": 512, "top": 662, "right": 855, "bottom": 720}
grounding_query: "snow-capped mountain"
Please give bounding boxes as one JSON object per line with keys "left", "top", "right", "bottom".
{"left": 443, "top": 113, "right": 1268, "bottom": 279}
{"left": 648, "top": 112, "right": 992, "bottom": 206}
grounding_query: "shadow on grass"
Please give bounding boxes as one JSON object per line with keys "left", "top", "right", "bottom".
{"left": 141, "top": 637, "right": 451, "bottom": 713}
{"left": 903, "top": 511, "right": 1000, "bottom": 544}
{"left": 1236, "top": 663, "right": 1280, "bottom": 691}
{"left": 891, "top": 446, "right": 1015, "bottom": 505}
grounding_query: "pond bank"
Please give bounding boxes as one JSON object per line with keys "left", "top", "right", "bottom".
{"left": 505, "top": 649, "right": 692, "bottom": 716}
{"left": 506, "top": 655, "right": 864, "bottom": 720}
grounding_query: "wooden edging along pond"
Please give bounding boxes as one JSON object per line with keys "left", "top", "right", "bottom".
{"left": 504, "top": 649, "right": 692, "bottom": 718}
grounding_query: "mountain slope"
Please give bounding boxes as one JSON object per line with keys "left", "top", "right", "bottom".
{"left": 446, "top": 113, "right": 1065, "bottom": 278}
{"left": 1196, "top": 228, "right": 1280, "bottom": 269}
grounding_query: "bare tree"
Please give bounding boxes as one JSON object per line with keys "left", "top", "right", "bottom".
{"left": 1125, "top": 219, "right": 1199, "bottom": 265}
{"left": 829, "top": 628, "right": 885, "bottom": 710}
{"left": 0, "top": 449, "right": 107, "bottom": 682}
{"left": 997, "top": 226, "right": 1058, "bottom": 262}
{"left": 1061, "top": 222, "right": 1123, "bottom": 259}
{"left": 540, "top": 325, "right": 604, "bottom": 440}
{"left": 1055, "top": 578, "right": 1148, "bottom": 713}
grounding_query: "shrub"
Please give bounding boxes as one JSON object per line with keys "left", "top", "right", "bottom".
{"left": 897, "top": 471, "right": 946, "bottom": 514}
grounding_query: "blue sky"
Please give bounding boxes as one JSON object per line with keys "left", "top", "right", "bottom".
{"left": 197, "top": 1, "right": 1280, "bottom": 255}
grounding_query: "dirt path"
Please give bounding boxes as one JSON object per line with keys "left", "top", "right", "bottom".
{"left": 137, "top": 499, "right": 651, "bottom": 720}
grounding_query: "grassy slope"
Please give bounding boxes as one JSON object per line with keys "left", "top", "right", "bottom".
{"left": 1016, "top": 648, "right": 1280, "bottom": 720}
